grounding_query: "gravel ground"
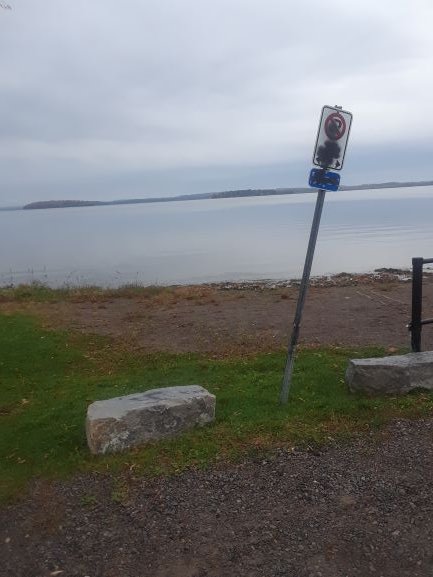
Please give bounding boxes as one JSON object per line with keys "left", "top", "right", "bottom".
{"left": 2, "top": 418, "right": 433, "bottom": 577}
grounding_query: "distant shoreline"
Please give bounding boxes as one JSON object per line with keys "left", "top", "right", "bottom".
{"left": 3, "top": 268, "right": 428, "bottom": 292}
{"left": 19, "top": 179, "right": 433, "bottom": 210}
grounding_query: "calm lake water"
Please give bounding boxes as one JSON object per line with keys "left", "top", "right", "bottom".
{"left": 1, "top": 186, "right": 433, "bottom": 287}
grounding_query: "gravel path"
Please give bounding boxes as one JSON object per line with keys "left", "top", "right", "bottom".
{"left": 2, "top": 418, "right": 433, "bottom": 577}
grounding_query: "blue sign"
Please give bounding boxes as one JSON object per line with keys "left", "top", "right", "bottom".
{"left": 309, "top": 168, "right": 340, "bottom": 191}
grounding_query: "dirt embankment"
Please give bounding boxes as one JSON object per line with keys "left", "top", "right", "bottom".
{"left": 1, "top": 272, "right": 432, "bottom": 355}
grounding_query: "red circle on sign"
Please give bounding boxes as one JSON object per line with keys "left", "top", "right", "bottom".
{"left": 324, "top": 113, "right": 346, "bottom": 140}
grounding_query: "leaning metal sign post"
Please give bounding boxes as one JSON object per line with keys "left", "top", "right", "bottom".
{"left": 280, "top": 105, "right": 353, "bottom": 404}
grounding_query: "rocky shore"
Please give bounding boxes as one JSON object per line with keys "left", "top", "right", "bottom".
{"left": 209, "top": 268, "right": 413, "bottom": 291}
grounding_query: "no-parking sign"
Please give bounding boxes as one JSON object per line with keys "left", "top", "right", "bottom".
{"left": 313, "top": 106, "right": 352, "bottom": 170}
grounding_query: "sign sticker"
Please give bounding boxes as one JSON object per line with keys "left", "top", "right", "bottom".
{"left": 309, "top": 168, "right": 340, "bottom": 192}
{"left": 324, "top": 112, "right": 346, "bottom": 140}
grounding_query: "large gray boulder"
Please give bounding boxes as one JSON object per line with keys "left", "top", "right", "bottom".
{"left": 86, "top": 385, "right": 216, "bottom": 454}
{"left": 346, "top": 351, "right": 433, "bottom": 395}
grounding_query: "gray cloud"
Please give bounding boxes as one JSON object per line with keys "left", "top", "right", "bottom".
{"left": 1, "top": 0, "right": 433, "bottom": 204}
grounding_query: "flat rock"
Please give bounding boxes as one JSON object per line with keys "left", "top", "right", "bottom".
{"left": 346, "top": 351, "right": 433, "bottom": 395}
{"left": 86, "top": 385, "right": 216, "bottom": 454}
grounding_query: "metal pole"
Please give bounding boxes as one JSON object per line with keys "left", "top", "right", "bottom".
{"left": 280, "top": 189, "right": 326, "bottom": 404}
{"left": 411, "top": 257, "right": 423, "bottom": 353}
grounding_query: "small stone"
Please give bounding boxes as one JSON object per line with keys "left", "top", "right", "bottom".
{"left": 339, "top": 495, "right": 357, "bottom": 507}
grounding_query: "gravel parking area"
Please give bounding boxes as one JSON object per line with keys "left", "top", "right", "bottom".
{"left": 2, "top": 418, "right": 433, "bottom": 577}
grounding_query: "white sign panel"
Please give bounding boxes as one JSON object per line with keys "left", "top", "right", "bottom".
{"left": 312, "top": 105, "right": 352, "bottom": 171}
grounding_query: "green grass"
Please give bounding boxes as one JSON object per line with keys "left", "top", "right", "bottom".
{"left": 1, "top": 312, "right": 433, "bottom": 503}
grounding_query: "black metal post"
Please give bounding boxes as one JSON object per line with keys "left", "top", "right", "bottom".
{"left": 411, "top": 257, "right": 423, "bottom": 352}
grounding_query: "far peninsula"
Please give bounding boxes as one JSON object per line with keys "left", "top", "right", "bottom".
{"left": 22, "top": 180, "right": 433, "bottom": 210}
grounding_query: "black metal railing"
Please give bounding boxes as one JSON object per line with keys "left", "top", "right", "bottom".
{"left": 409, "top": 257, "right": 433, "bottom": 352}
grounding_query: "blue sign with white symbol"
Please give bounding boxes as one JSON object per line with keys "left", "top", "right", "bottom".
{"left": 309, "top": 168, "right": 340, "bottom": 191}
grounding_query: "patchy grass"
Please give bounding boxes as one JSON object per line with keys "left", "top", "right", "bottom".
{"left": 0, "top": 282, "right": 170, "bottom": 303}
{"left": 1, "top": 312, "right": 433, "bottom": 503}
{"left": 0, "top": 282, "right": 218, "bottom": 304}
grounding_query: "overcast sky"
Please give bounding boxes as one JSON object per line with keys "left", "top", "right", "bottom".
{"left": 1, "top": 0, "right": 433, "bottom": 205}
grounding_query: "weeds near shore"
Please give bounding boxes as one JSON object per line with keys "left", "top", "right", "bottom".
{"left": 0, "top": 282, "right": 219, "bottom": 304}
